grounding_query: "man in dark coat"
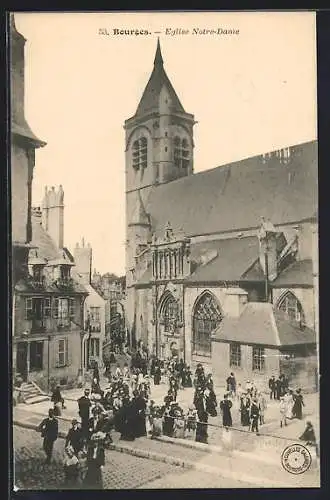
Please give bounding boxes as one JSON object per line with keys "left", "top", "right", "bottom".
{"left": 275, "top": 377, "right": 282, "bottom": 400}
{"left": 220, "top": 394, "right": 233, "bottom": 428}
{"left": 38, "top": 408, "right": 59, "bottom": 464}
{"left": 226, "top": 373, "right": 236, "bottom": 397}
{"left": 65, "top": 418, "right": 83, "bottom": 456}
{"left": 268, "top": 376, "right": 276, "bottom": 399}
{"left": 250, "top": 399, "right": 260, "bottom": 434}
{"left": 78, "top": 389, "right": 92, "bottom": 440}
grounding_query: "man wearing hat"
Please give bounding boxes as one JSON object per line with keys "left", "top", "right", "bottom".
{"left": 65, "top": 419, "right": 83, "bottom": 456}
{"left": 78, "top": 389, "right": 92, "bottom": 441}
{"left": 37, "top": 408, "right": 59, "bottom": 464}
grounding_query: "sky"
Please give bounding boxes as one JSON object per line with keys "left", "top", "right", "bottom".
{"left": 14, "top": 11, "right": 317, "bottom": 275}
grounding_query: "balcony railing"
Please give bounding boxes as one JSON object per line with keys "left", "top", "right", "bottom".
{"left": 30, "top": 319, "right": 46, "bottom": 333}
{"left": 53, "top": 278, "right": 75, "bottom": 290}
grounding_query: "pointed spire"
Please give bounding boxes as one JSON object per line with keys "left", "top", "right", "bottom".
{"left": 154, "top": 38, "right": 163, "bottom": 67}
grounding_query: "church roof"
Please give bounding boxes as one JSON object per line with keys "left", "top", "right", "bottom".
{"left": 213, "top": 302, "right": 316, "bottom": 347}
{"left": 187, "top": 236, "right": 262, "bottom": 283}
{"left": 134, "top": 39, "right": 185, "bottom": 117}
{"left": 271, "top": 259, "right": 313, "bottom": 288}
{"left": 145, "top": 140, "right": 317, "bottom": 238}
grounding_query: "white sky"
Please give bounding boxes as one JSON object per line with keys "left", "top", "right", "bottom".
{"left": 15, "top": 11, "right": 317, "bottom": 275}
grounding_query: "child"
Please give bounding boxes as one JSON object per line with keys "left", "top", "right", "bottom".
{"left": 173, "top": 408, "right": 185, "bottom": 439}
{"left": 185, "top": 405, "right": 197, "bottom": 439}
{"left": 279, "top": 396, "right": 287, "bottom": 428}
{"left": 151, "top": 406, "right": 163, "bottom": 437}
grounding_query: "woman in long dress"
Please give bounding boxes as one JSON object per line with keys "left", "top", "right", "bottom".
{"left": 83, "top": 434, "right": 105, "bottom": 489}
{"left": 220, "top": 394, "right": 233, "bottom": 428}
{"left": 292, "top": 389, "right": 304, "bottom": 420}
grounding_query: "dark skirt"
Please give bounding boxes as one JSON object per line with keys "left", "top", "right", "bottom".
{"left": 195, "top": 421, "right": 208, "bottom": 443}
{"left": 83, "top": 463, "right": 103, "bottom": 489}
{"left": 241, "top": 408, "right": 250, "bottom": 426}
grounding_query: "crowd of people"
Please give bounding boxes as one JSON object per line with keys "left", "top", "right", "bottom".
{"left": 36, "top": 354, "right": 317, "bottom": 488}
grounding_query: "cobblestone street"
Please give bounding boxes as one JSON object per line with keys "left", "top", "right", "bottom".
{"left": 13, "top": 427, "right": 181, "bottom": 490}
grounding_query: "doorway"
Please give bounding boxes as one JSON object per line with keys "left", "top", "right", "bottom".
{"left": 16, "top": 342, "right": 28, "bottom": 381}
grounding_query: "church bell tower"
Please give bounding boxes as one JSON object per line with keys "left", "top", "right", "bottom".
{"left": 124, "top": 39, "right": 195, "bottom": 343}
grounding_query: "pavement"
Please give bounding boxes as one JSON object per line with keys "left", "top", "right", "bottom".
{"left": 12, "top": 378, "right": 321, "bottom": 489}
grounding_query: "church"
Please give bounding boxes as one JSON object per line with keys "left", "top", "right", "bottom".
{"left": 125, "top": 40, "right": 318, "bottom": 389}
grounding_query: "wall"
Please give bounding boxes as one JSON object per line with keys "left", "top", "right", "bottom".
{"left": 28, "top": 331, "right": 81, "bottom": 390}
{"left": 11, "top": 143, "right": 29, "bottom": 244}
{"left": 211, "top": 340, "right": 280, "bottom": 391}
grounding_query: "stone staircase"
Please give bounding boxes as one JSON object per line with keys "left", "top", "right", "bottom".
{"left": 16, "top": 381, "right": 49, "bottom": 404}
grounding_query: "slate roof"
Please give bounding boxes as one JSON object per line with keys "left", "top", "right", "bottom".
{"left": 134, "top": 40, "right": 186, "bottom": 118}
{"left": 187, "top": 236, "right": 261, "bottom": 283}
{"left": 213, "top": 302, "right": 316, "bottom": 347}
{"left": 136, "top": 236, "right": 264, "bottom": 286}
{"left": 30, "top": 216, "right": 60, "bottom": 261}
{"left": 20, "top": 215, "right": 88, "bottom": 295}
{"left": 271, "top": 259, "right": 313, "bottom": 287}
{"left": 145, "top": 140, "right": 317, "bottom": 238}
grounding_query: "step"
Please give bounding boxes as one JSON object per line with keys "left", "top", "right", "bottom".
{"left": 24, "top": 395, "right": 50, "bottom": 404}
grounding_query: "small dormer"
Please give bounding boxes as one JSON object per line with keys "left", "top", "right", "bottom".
{"left": 28, "top": 250, "right": 47, "bottom": 286}
{"left": 49, "top": 250, "right": 75, "bottom": 287}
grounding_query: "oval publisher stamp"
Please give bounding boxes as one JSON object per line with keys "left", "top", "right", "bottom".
{"left": 281, "top": 444, "right": 312, "bottom": 474}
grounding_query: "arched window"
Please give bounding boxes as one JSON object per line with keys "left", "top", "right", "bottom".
{"left": 132, "top": 137, "right": 148, "bottom": 170}
{"left": 277, "top": 291, "right": 305, "bottom": 324}
{"left": 160, "top": 293, "right": 179, "bottom": 334}
{"left": 192, "top": 292, "right": 222, "bottom": 356}
{"left": 174, "top": 136, "right": 190, "bottom": 170}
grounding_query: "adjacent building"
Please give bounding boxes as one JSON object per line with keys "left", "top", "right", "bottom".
{"left": 13, "top": 189, "right": 88, "bottom": 390}
{"left": 73, "top": 239, "right": 106, "bottom": 370}
{"left": 91, "top": 271, "right": 126, "bottom": 346}
{"left": 124, "top": 40, "right": 318, "bottom": 389}
{"left": 10, "top": 13, "right": 46, "bottom": 290}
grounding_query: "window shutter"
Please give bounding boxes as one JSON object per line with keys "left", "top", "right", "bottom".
{"left": 65, "top": 337, "right": 70, "bottom": 366}
{"left": 25, "top": 298, "right": 33, "bottom": 319}
{"left": 53, "top": 298, "right": 59, "bottom": 319}
{"left": 44, "top": 298, "right": 51, "bottom": 318}
{"left": 69, "top": 298, "right": 75, "bottom": 319}
{"left": 53, "top": 339, "right": 60, "bottom": 368}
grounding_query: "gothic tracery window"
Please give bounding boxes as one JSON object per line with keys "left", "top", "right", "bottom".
{"left": 174, "top": 136, "right": 190, "bottom": 170}
{"left": 132, "top": 137, "right": 148, "bottom": 170}
{"left": 192, "top": 292, "right": 222, "bottom": 356}
{"left": 277, "top": 291, "right": 305, "bottom": 324}
{"left": 161, "top": 293, "right": 179, "bottom": 334}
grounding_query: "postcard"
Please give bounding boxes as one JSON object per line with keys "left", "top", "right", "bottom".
{"left": 10, "top": 11, "right": 319, "bottom": 490}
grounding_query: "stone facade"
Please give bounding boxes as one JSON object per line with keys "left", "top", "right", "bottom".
{"left": 124, "top": 41, "right": 318, "bottom": 389}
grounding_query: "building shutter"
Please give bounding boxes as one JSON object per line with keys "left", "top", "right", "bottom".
{"left": 53, "top": 298, "right": 59, "bottom": 319}
{"left": 65, "top": 337, "right": 71, "bottom": 366}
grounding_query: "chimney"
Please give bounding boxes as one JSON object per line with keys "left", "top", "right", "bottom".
{"left": 74, "top": 238, "right": 92, "bottom": 285}
{"left": 41, "top": 185, "right": 64, "bottom": 248}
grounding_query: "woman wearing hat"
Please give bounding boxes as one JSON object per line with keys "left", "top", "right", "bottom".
{"left": 83, "top": 433, "right": 105, "bottom": 489}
